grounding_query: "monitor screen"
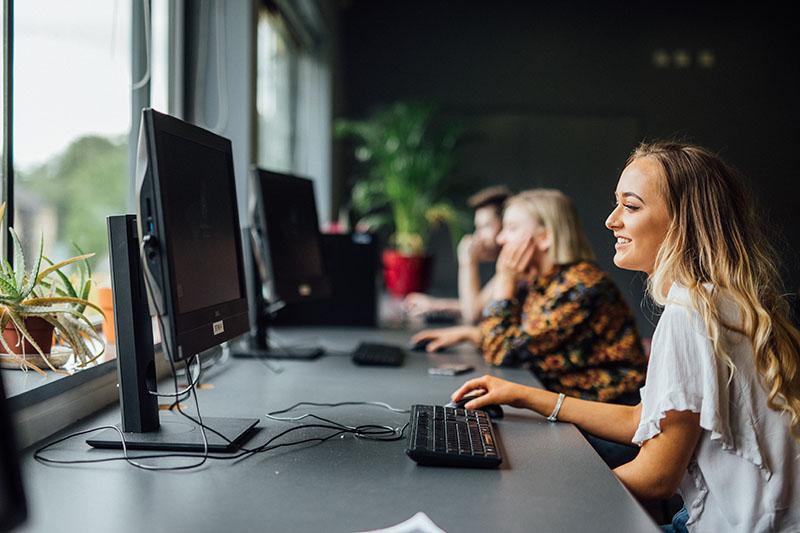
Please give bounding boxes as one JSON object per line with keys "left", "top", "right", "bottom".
{"left": 137, "top": 109, "right": 249, "bottom": 361}
{"left": 251, "top": 168, "right": 330, "bottom": 305}
{"left": 156, "top": 131, "right": 242, "bottom": 314}
{"left": 0, "top": 376, "right": 26, "bottom": 532}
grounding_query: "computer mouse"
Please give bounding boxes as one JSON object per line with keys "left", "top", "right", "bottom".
{"left": 409, "top": 339, "right": 444, "bottom": 353}
{"left": 445, "top": 395, "right": 504, "bottom": 419}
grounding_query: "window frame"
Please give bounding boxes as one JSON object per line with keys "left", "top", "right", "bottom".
{"left": 0, "top": 0, "right": 171, "bottom": 448}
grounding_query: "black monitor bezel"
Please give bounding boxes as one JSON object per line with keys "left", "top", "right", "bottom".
{"left": 138, "top": 109, "right": 249, "bottom": 361}
{"left": 250, "top": 167, "right": 331, "bottom": 305}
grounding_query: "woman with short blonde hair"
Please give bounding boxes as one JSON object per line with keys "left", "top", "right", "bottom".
{"left": 503, "top": 189, "right": 595, "bottom": 265}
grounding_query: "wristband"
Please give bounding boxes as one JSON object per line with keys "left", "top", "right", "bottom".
{"left": 546, "top": 393, "right": 566, "bottom": 422}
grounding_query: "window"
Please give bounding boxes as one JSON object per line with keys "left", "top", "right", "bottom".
{"left": 257, "top": 8, "right": 296, "bottom": 172}
{"left": 12, "top": 0, "right": 132, "bottom": 289}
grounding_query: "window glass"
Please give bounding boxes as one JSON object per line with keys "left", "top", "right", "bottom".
{"left": 13, "top": 0, "right": 132, "bottom": 287}
{"left": 150, "top": 0, "right": 169, "bottom": 114}
{"left": 257, "top": 9, "right": 294, "bottom": 172}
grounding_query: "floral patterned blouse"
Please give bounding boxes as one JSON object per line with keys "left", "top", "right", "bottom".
{"left": 479, "top": 261, "right": 646, "bottom": 402}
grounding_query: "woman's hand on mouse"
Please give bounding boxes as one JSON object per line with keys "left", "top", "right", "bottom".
{"left": 451, "top": 375, "right": 533, "bottom": 410}
{"left": 410, "top": 326, "right": 481, "bottom": 352}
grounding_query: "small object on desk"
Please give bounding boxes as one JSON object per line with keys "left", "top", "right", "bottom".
{"left": 351, "top": 342, "right": 405, "bottom": 366}
{"left": 406, "top": 404, "right": 502, "bottom": 468}
{"left": 445, "top": 392, "right": 504, "bottom": 419}
{"left": 355, "top": 511, "right": 447, "bottom": 533}
{"left": 427, "top": 363, "right": 474, "bottom": 376}
{"left": 421, "top": 309, "right": 460, "bottom": 325}
{"left": 409, "top": 339, "right": 445, "bottom": 353}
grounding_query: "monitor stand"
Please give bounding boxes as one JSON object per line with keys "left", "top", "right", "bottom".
{"left": 231, "top": 312, "right": 324, "bottom": 360}
{"left": 87, "top": 215, "right": 258, "bottom": 453}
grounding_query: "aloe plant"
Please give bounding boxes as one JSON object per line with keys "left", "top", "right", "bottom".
{"left": 335, "top": 102, "right": 467, "bottom": 255}
{"left": 0, "top": 203, "right": 105, "bottom": 375}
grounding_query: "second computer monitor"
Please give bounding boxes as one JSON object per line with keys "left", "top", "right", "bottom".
{"left": 250, "top": 168, "right": 331, "bottom": 305}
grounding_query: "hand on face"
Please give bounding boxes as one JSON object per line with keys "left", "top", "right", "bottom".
{"left": 403, "top": 292, "right": 438, "bottom": 317}
{"left": 458, "top": 234, "right": 497, "bottom": 265}
{"left": 496, "top": 234, "right": 537, "bottom": 281}
{"left": 457, "top": 234, "right": 475, "bottom": 264}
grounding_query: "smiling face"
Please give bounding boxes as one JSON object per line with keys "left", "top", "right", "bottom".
{"left": 605, "top": 157, "right": 671, "bottom": 275}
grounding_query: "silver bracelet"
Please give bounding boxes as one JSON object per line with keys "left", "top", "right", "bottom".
{"left": 546, "top": 393, "right": 566, "bottom": 422}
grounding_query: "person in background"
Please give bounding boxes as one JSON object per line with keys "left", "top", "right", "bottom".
{"left": 414, "top": 189, "right": 647, "bottom": 405}
{"left": 404, "top": 185, "right": 511, "bottom": 324}
{"left": 452, "top": 142, "right": 800, "bottom": 532}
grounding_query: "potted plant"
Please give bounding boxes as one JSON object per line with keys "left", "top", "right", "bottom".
{"left": 335, "top": 102, "right": 466, "bottom": 297}
{"left": 0, "top": 203, "right": 105, "bottom": 375}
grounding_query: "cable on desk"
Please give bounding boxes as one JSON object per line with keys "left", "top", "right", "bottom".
{"left": 34, "top": 400, "right": 411, "bottom": 468}
{"left": 267, "top": 401, "right": 410, "bottom": 417}
{"left": 32, "top": 261, "right": 408, "bottom": 469}
{"left": 34, "top": 332, "right": 209, "bottom": 471}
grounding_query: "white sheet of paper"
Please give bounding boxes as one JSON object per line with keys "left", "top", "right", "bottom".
{"left": 355, "top": 512, "right": 447, "bottom": 533}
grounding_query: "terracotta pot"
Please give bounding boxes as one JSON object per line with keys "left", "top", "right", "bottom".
{"left": 97, "top": 286, "right": 115, "bottom": 344}
{"left": 381, "top": 250, "right": 433, "bottom": 297}
{"left": 2, "top": 316, "right": 55, "bottom": 355}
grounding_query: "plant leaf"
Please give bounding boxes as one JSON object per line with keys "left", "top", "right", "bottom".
{"left": 21, "top": 296, "right": 104, "bottom": 316}
{"left": 0, "top": 275, "right": 18, "bottom": 300}
{"left": 35, "top": 253, "right": 95, "bottom": 286}
{"left": 19, "top": 233, "right": 44, "bottom": 300}
{"left": 9, "top": 228, "right": 26, "bottom": 289}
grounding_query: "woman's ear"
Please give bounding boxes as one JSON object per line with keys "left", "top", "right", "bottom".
{"left": 536, "top": 228, "right": 553, "bottom": 253}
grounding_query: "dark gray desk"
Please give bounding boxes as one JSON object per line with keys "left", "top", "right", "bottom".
{"left": 18, "top": 328, "right": 657, "bottom": 532}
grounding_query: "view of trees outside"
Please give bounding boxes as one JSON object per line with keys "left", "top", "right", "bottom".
{"left": 12, "top": 1, "right": 132, "bottom": 285}
{"left": 15, "top": 136, "right": 128, "bottom": 275}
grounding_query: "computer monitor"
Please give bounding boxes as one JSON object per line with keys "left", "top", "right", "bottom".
{"left": 251, "top": 169, "right": 330, "bottom": 306}
{"left": 87, "top": 109, "right": 258, "bottom": 452}
{"left": 1, "top": 376, "right": 27, "bottom": 532}
{"left": 234, "top": 168, "right": 331, "bottom": 359}
{"left": 136, "top": 110, "right": 250, "bottom": 361}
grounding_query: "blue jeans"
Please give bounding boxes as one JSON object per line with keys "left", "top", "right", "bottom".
{"left": 660, "top": 507, "right": 689, "bottom": 532}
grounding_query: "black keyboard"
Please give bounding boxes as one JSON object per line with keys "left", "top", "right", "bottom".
{"left": 351, "top": 342, "right": 405, "bottom": 366}
{"left": 405, "top": 405, "right": 502, "bottom": 468}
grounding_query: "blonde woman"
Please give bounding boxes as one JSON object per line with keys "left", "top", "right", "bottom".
{"left": 414, "top": 189, "right": 647, "bottom": 404}
{"left": 452, "top": 143, "right": 800, "bottom": 532}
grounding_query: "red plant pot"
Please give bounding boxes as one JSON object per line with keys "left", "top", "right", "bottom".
{"left": 2, "top": 316, "right": 56, "bottom": 355}
{"left": 382, "top": 250, "right": 433, "bottom": 298}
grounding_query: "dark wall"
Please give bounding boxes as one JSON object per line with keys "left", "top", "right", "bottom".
{"left": 336, "top": 1, "right": 800, "bottom": 336}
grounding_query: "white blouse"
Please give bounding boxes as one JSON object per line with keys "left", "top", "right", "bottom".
{"left": 633, "top": 284, "right": 800, "bottom": 532}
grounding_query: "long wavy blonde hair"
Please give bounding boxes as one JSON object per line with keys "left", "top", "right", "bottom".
{"left": 630, "top": 141, "right": 800, "bottom": 438}
{"left": 506, "top": 189, "right": 595, "bottom": 265}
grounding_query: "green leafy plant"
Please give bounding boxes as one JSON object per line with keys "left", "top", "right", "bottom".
{"left": 335, "top": 102, "right": 467, "bottom": 255}
{"left": 0, "top": 203, "right": 105, "bottom": 375}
